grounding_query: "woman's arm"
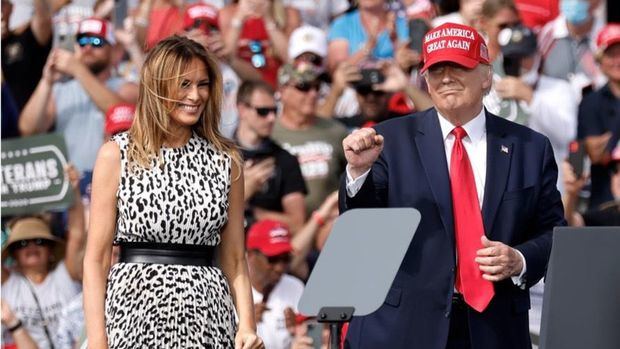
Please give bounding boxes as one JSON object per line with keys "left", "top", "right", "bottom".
{"left": 63, "top": 165, "right": 87, "bottom": 281}
{"left": 219, "top": 163, "right": 263, "bottom": 349}
{"left": 1, "top": 300, "right": 38, "bottom": 349}
{"left": 83, "top": 142, "right": 121, "bottom": 349}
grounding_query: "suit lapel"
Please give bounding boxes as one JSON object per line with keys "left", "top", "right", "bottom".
{"left": 414, "top": 110, "right": 455, "bottom": 247}
{"left": 482, "top": 112, "right": 512, "bottom": 235}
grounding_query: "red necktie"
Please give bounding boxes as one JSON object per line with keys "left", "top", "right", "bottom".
{"left": 449, "top": 126, "right": 494, "bottom": 312}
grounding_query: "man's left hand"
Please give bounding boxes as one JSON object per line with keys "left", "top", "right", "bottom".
{"left": 475, "top": 236, "right": 523, "bottom": 281}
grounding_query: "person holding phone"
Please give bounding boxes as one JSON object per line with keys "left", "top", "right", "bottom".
{"left": 561, "top": 146, "right": 620, "bottom": 227}
{"left": 219, "top": 0, "right": 301, "bottom": 87}
{"left": 1, "top": 0, "right": 53, "bottom": 110}
{"left": 327, "top": 0, "right": 411, "bottom": 72}
{"left": 18, "top": 17, "right": 138, "bottom": 173}
{"left": 233, "top": 80, "right": 307, "bottom": 234}
{"left": 577, "top": 23, "right": 620, "bottom": 209}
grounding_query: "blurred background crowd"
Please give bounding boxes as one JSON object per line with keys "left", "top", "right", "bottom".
{"left": 1, "top": 0, "right": 618, "bottom": 348}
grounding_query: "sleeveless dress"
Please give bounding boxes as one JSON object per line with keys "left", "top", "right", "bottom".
{"left": 104, "top": 132, "right": 237, "bottom": 348}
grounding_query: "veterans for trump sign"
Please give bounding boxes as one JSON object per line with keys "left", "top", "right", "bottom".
{"left": 1, "top": 134, "right": 73, "bottom": 216}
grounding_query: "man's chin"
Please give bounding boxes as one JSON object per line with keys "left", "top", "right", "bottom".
{"left": 86, "top": 61, "right": 108, "bottom": 75}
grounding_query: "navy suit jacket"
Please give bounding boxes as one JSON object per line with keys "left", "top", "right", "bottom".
{"left": 339, "top": 108, "right": 566, "bottom": 349}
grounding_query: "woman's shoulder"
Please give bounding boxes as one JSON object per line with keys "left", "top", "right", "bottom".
{"left": 109, "top": 132, "right": 130, "bottom": 148}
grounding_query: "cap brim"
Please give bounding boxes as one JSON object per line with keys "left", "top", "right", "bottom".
{"left": 601, "top": 38, "right": 620, "bottom": 53}
{"left": 420, "top": 55, "right": 480, "bottom": 73}
{"left": 260, "top": 244, "right": 292, "bottom": 257}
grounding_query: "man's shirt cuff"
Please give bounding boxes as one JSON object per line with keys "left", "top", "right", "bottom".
{"left": 345, "top": 166, "right": 371, "bottom": 197}
{"left": 511, "top": 249, "right": 527, "bottom": 289}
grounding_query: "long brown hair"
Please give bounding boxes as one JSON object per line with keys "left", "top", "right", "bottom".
{"left": 127, "top": 35, "right": 241, "bottom": 170}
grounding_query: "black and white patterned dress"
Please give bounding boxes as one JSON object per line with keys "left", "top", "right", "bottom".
{"left": 105, "top": 132, "right": 237, "bottom": 348}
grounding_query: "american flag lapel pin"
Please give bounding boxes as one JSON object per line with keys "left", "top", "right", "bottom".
{"left": 501, "top": 145, "right": 509, "bottom": 154}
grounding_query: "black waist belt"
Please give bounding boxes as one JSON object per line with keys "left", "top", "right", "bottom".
{"left": 118, "top": 242, "right": 215, "bottom": 266}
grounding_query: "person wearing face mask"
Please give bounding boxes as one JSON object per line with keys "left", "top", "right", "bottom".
{"left": 538, "top": 0, "right": 607, "bottom": 95}
{"left": 484, "top": 24, "right": 578, "bottom": 194}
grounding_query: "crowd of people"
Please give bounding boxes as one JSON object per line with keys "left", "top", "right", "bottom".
{"left": 1, "top": 0, "right": 618, "bottom": 348}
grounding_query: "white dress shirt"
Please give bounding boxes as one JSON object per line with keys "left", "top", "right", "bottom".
{"left": 345, "top": 108, "right": 527, "bottom": 285}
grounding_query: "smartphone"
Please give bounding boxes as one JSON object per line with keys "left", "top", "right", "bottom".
{"left": 567, "top": 140, "right": 586, "bottom": 178}
{"left": 306, "top": 321, "right": 323, "bottom": 349}
{"left": 360, "top": 68, "right": 385, "bottom": 86}
{"left": 54, "top": 30, "right": 75, "bottom": 52}
{"left": 114, "top": 0, "right": 128, "bottom": 30}
{"left": 408, "top": 18, "right": 430, "bottom": 53}
{"left": 502, "top": 56, "right": 521, "bottom": 77}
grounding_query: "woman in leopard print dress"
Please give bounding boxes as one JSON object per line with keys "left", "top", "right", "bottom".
{"left": 83, "top": 36, "right": 263, "bottom": 349}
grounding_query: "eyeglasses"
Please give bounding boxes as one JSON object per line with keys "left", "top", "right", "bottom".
{"left": 266, "top": 253, "right": 292, "bottom": 265}
{"left": 245, "top": 103, "right": 277, "bottom": 117}
{"left": 293, "top": 81, "right": 320, "bottom": 93}
{"left": 249, "top": 40, "right": 266, "bottom": 69}
{"left": 77, "top": 36, "right": 108, "bottom": 48}
{"left": 10, "top": 238, "right": 52, "bottom": 251}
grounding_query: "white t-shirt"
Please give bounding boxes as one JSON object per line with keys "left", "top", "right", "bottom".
{"left": 252, "top": 274, "right": 305, "bottom": 349}
{"left": 2, "top": 262, "right": 82, "bottom": 349}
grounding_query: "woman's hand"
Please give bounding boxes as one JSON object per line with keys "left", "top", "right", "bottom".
{"left": 235, "top": 328, "right": 264, "bottom": 349}
{"left": 1, "top": 300, "right": 19, "bottom": 328}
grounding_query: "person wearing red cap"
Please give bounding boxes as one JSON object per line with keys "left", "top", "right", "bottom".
{"left": 341, "top": 22, "right": 564, "bottom": 349}
{"left": 246, "top": 219, "right": 304, "bottom": 349}
{"left": 18, "top": 17, "right": 138, "bottom": 173}
{"left": 181, "top": 2, "right": 263, "bottom": 138}
{"left": 576, "top": 23, "right": 620, "bottom": 210}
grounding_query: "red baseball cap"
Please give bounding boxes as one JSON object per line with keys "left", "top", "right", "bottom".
{"left": 183, "top": 3, "right": 219, "bottom": 33}
{"left": 77, "top": 17, "right": 115, "bottom": 45}
{"left": 246, "top": 220, "right": 292, "bottom": 257}
{"left": 420, "top": 22, "right": 489, "bottom": 73}
{"left": 105, "top": 103, "right": 135, "bottom": 135}
{"left": 596, "top": 23, "right": 620, "bottom": 55}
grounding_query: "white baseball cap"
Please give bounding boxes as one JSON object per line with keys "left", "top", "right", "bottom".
{"left": 288, "top": 25, "right": 327, "bottom": 60}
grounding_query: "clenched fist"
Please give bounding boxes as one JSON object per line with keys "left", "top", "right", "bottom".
{"left": 342, "top": 128, "right": 384, "bottom": 178}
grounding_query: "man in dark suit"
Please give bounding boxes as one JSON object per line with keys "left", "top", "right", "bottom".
{"left": 339, "top": 22, "right": 565, "bottom": 349}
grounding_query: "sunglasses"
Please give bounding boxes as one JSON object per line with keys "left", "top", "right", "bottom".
{"left": 249, "top": 40, "right": 266, "bottom": 69}
{"left": 298, "top": 54, "right": 323, "bottom": 67}
{"left": 293, "top": 81, "right": 320, "bottom": 93}
{"left": 356, "top": 87, "right": 386, "bottom": 97}
{"left": 497, "top": 21, "right": 521, "bottom": 30}
{"left": 266, "top": 253, "right": 292, "bottom": 265}
{"left": 246, "top": 104, "right": 277, "bottom": 117}
{"left": 10, "top": 238, "right": 52, "bottom": 251}
{"left": 77, "top": 36, "right": 108, "bottom": 48}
